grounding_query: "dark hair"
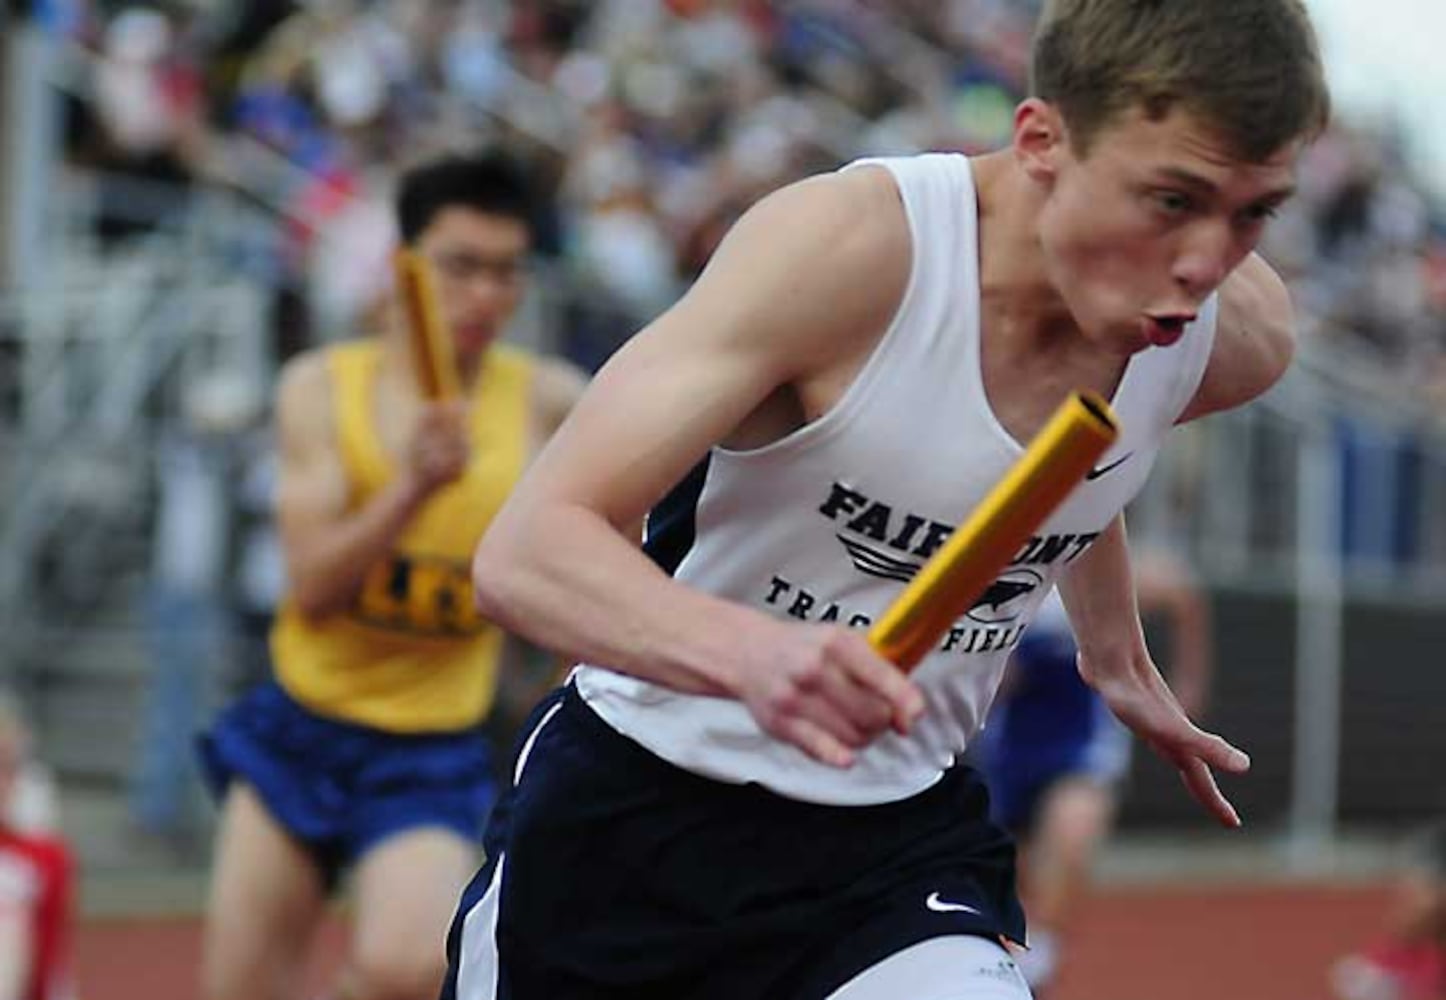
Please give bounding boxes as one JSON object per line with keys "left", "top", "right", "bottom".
{"left": 396, "top": 151, "right": 535, "bottom": 244}
{"left": 1031, "top": 0, "right": 1331, "bottom": 162}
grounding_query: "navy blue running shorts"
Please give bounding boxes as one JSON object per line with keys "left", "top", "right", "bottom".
{"left": 199, "top": 680, "right": 496, "bottom": 888}
{"left": 441, "top": 684, "right": 1025, "bottom": 1000}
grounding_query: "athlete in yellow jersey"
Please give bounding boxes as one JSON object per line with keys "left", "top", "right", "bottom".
{"left": 198, "top": 151, "right": 587, "bottom": 1000}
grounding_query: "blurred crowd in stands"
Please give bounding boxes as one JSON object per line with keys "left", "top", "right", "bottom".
{"left": 30, "top": 0, "right": 1446, "bottom": 408}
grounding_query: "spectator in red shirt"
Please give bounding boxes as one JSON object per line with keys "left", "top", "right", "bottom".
{"left": 1331, "top": 822, "right": 1445, "bottom": 1000}
{"left": 0, "top": 693, "right": 75, "bottom": 1000}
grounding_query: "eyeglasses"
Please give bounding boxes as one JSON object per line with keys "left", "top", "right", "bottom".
{"left": 430, "top": 251, "right": 529, "bottom": 287}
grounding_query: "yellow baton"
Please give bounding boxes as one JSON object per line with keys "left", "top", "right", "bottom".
{"left": 393, "top": 248, "right": 461, "bottom": 401}
{"left": 868, "top": 391, "right": 1119, "bottom": 671}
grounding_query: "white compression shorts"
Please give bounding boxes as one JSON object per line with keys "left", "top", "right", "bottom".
{"left": 826, "top": 935, "right": 1035, "bottom": 1000}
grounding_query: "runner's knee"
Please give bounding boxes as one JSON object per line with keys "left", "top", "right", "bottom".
{"left": 346, "top": 939, "right": 449, "bottom": 1000}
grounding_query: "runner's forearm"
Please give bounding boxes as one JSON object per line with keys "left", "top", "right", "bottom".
{"left": 288, "top": 476, "right": 428, "bottom": 619}
{"left": 473, "top": 502, "right": 774, "bottom": 697}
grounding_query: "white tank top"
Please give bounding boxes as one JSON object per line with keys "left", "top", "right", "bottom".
{"left": 575, "top": 153, "right": 1217, "bottom": 805}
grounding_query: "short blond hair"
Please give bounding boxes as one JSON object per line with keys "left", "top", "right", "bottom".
{"left": 1031, "top": 0, "right": 1331, "bottom": 161}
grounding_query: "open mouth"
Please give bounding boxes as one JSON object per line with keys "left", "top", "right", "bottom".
{"left": 454, "top": 323, "right": 495, "bottom": 347}
{"left": 1144, "top": 314, "right": 1193, "bottom": 345}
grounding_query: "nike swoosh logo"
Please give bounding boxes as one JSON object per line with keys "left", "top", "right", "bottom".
{"left": 1085, "top": 452, "right": 1133, "bottom": 481}
{"left": 925, "top": 892, "right": 982, "bottom": 915}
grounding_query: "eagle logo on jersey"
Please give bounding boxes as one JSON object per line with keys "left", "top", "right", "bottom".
{"left": 835, "top": 534, "right": 925, "bottom": 584}
{"left": 835, "top": 534, "right": 1042, "bottom": 622}
{"left": 965, "top": 569, "right": 1043, "bottom": 624}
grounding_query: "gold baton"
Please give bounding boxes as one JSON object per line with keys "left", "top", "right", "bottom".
{"left": 393, "top": 248, "right": 461, "bottom": 401}
{"left": 868, "top": 391, "right": 1119, "bottom": 671}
